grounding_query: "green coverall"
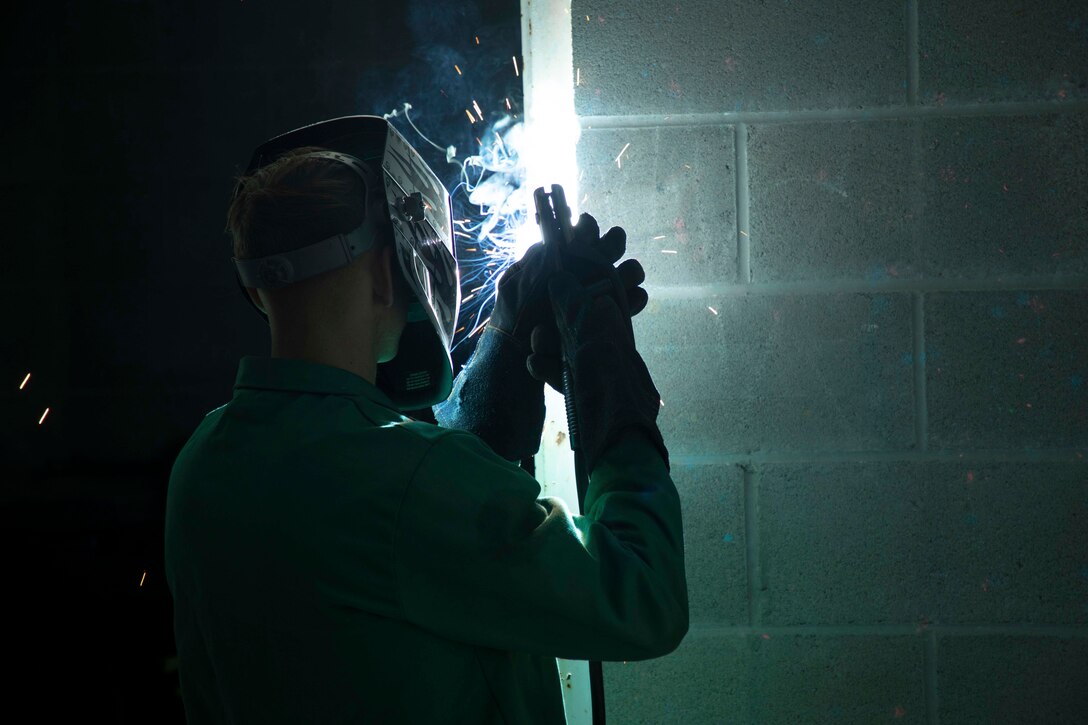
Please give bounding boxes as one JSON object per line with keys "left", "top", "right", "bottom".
{"left": 165, "top": 355, "right": 687, "bottom": 723}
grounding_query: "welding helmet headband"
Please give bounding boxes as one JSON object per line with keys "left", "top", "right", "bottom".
{"left": 230, "top": 115, "right": 461, "bottom": 411}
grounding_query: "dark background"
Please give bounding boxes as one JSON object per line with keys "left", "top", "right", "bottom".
{"left": 2, "top": 1, "right": 521, "bottom": 719}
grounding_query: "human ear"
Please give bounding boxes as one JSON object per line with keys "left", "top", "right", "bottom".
{"left": 374, "top": 245, "right": 396, "bottom": 309}
{"left": 246, "top": 287, "right": 267, "bottom": 314}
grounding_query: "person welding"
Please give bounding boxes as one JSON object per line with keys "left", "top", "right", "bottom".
{"left": 164, "top": 115, "right": 688, "bottom": 724}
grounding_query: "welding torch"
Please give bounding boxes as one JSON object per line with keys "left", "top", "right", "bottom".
{"left": 531, "top": 184, "right": 617, "bottom": 502}
{"left": 532, "top": 183, "right": 615, "bottom": 725}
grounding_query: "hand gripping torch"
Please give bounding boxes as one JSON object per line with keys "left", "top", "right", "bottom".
{"left": 533, "top": 184, "right": 613, "bottom": 725}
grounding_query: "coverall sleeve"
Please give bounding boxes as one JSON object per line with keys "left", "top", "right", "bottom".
{"left": 432, "top": 326, "right": 546, "bottom": 462}
{"left": 396, "top": 427, "right": 688, "bottom": 662}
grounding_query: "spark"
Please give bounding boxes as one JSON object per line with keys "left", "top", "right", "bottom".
{"left": 472, "top": 99, "right": 484, "bottom": 121}
{"left": 469, "top": 316, "right": 491, "bottom": 339}
{"left": 38, "top": 407, "right": 50, "bottom": 425}
{"left": 382, "top": 103, "right": 457, "bottom": 161}
{"left": 740, "top": 230, "right": 748, "bottom": 237}
{"left": 443, "top": 115, "right": 539, "bottom": 351}
{"left": 454, "top": 64, "right": 463, "bottom": 76}
{"left": 505, "top": 97, "right": 511, "bottom": 110}
{"left": 385, "top": 98, "right": 574, "bottom": 354}
{"left": 615, "top": 142, "right": 631, "bottom": 168}
{"left": 581, "top": 193, "right": 588, "bottom": 206}
{"left": 660, "top": 399, "right": 665, "bottom": 407}
{"left": 576, "top": 68, "right": 581, "bottom": 86}
{"left": 462, "top": 285, "right": 486, "bottom": 303}
{"left": 708, "top": 306, "right": 719, "bottom": 315}
{"left": 652, "top": 235, "right": 666, "bottom": 240}
{"left": 475, "top": 35, "right": 480, "bottom": 45}
{"left": 139, "top": 571, "right": 147, "bottom": 587}
{"left": 512, "top": 56, "right": 520, "bottom": 76}
{"left": 661, "top": 249, "right": 678, "bottom": 254}
{"left": 19, "top": 372, "right": 30, "bottom": 390}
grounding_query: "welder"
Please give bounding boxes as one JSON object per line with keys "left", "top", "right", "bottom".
{"left": 164, "top": 116, "right": 688, "bottom": 724}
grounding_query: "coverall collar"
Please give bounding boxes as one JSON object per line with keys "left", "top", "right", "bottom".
{"left": 233, "top": 355, "right": 400, "bottom": 411}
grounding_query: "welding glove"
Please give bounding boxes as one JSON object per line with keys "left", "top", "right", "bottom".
{"left": 537, "top": 270, "right": 669, "bottom": 474}
{"left": 489, "top": 213, "right": 649, "bottom": 350}
{"left": 433, "top": 214, "right": 648, "bottom": 462}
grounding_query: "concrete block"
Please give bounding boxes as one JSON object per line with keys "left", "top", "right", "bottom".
{"left": 577, "top": 125, "right": 737, "bottom": 286}
{"left": 602, "top": 631, "right": 925, "bottom": 723}
{"left": 635, "top": 292, "right": 914, "bottom": 457}
{"left": 937, "top": 635, "right": 1088, "bottom": 725}
{"left": 913, "top": 114, "right": 1088, "bottom": 279}
{"left": 747, "top": 118, "right": 922, "bottom": 284}
{"left": 927, "top": 291, "right": 1088, "bottom": 449}
{"left": 573, "top": 0, "right": 909, "bottom": 116}
{"left": 747, "top": 113, "right": 1088, "bottom": 283}
{"left": 759, "top": 461, "right": 1088, "bottom": 626}
{"left": 919, "top": 2, "right": 1088, "bottom": 105}
{"left": 673, "top": 465, "right": 748, "bottom": 625}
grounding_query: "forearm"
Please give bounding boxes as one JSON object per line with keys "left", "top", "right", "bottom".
{"left": 432, "top": 326, "right": 545, "bottom": 461}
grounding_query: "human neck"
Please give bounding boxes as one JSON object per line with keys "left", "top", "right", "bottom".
{"left": 270, "top": 319, "right": 378, "bottom": 385}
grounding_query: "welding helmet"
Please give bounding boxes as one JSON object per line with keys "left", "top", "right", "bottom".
{"left": 231, "top": 116, "right": 461, "bottom": 411}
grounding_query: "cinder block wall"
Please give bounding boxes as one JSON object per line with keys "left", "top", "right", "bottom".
{"left": 571, "top": 1, "right": 1088, "bottom": 722}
